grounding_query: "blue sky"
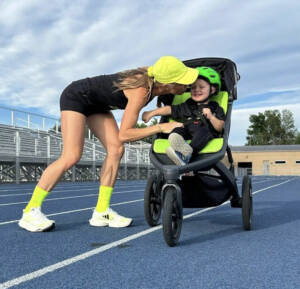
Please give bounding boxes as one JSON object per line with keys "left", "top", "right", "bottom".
{"left": 1, "top": 0, "right": 300, "bottom": 145}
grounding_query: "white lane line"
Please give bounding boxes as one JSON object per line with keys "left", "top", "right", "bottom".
{"left": 0, "top": 199, "right": 144, "bottom": 226}
{"left": 0, "top": 178, "right": 294, "bottom": 226}
{"left": 0, "top": 178, "right": 280, "bottom": 197}
{"left": 236, "top": 178, "right": 287, "bottom": 185}
{"left": 0, "top": 178, "right": 295, "bottom": 289}
{"left": 0, "top": 184, "right": 145, "bottom": 196}
{"left": 0, "top": 189, "right": 143, "bottom": 206}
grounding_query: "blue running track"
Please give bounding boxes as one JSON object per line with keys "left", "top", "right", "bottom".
{"left": 0, "top": 176, "right": 300, "bottom": 289}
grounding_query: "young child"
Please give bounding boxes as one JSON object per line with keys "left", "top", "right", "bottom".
{"left": 142, "top": 66, "right": 225, "bottom": 165}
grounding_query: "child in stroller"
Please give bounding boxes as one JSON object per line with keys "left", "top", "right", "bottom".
{"left": 143, "top": 67, "right": 225, "bottom": 166}
{"left": 143, "top": 58, "right": 253, "bottom": 247}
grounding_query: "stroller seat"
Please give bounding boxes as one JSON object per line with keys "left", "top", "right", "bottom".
{"left": 153, "top": 90, "right": 228, "bottom": 156}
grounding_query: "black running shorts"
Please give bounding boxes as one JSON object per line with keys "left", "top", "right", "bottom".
{"left": 60, "top": 81, "right": 110, "bottom": 117}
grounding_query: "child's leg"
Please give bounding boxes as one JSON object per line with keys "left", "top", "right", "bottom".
{"left": 168, "top": 127, "right": 193, "bottom": 157}
{"left": 166, "top": 127, "right": 193, "bottom": 165}
{"left": 190, "top": 126, "right": 213, "bottom": 153}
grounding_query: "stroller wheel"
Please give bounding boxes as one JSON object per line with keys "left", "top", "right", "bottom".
{"left": 144, "top": 175, "right": 162, "bottom": 226}
{"left": 162, "top": 186, "right": 183, "bottom": 247}
{"left": 242, "top": 175, "right": 253, "bottom": 230}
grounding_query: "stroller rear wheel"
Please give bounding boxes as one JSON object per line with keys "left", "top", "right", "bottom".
{"left": 162, "top": 186, "right": 183, "bottom": 247}
{"left": 144, "top": 175, "right": 162, "bottom": 226}
{"left": 242, "top": 175, "right": 253, "bottom": 230}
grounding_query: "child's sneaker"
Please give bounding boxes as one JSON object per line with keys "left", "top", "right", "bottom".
{"left": 18, "top": 207, "right": 55, "bottom": 232}
{"left": 168, "top": 133, "right": 193, "bottom": 156}
{"left": 166, "top": 146, "right": 192, "bottom": 166}
{"left": 89, "top": 208, "right": 133, "bottom": 228}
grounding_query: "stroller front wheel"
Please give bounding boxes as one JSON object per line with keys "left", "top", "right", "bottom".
{"left": 242, "top": 175, "right": 253, "bottom": 230}
{"left": 144, "top": 175, "right": 162, "bottom": 226}
{"left": 162, "top": 186, "right": 183, "bottom": 247}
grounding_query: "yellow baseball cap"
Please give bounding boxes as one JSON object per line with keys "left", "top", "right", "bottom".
{"left": 147, "top": 56, "right": 198, "bottom": 85}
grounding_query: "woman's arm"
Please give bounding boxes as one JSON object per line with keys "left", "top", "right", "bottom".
{"left": 119, "top": 88, "right": 182, "bottom": 143}
{"left": 142, "top": 106, "right": 171, "bottom": 123}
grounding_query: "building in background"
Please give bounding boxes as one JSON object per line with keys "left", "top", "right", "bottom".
{"left": 228, "top": 145, "right": 300, "bottom": 176}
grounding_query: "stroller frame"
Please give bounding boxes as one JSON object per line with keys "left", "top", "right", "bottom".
{"left": 144, "top": 57, "right": 253, "bottom": 247}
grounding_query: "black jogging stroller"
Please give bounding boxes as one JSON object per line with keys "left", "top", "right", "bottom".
{"left": 144, "top": 57, "right": 253, "bottom": 247}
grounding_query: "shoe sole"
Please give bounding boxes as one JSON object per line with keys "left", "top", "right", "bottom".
{"left": 166, "top": 146, "right": 185, "bottom": 166}
{"left": 89, "top": 219, "right": 133, "bottom": 228}
{"left": 168, "top": 133, "right": 193, "bottom": 156}
{"left": 89, "top": 220, "right": 108, "bottom": 227}
{"left": 109, "top": 219, "right": 133, "bottom": 228}
{"left": 18, "top": 220, "right": 55, "bottom": 232}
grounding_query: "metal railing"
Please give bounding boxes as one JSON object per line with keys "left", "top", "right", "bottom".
{"left": 0, "top": 123, "right": 151, "bottom": 164}
{"left": 0, "top": 105, "right": 60, "bottom": 133}
{"left": 0, "top": 106, "right": 153, "bottom": 183}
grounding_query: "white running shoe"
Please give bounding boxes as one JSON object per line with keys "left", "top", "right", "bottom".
{"left": 89, "top": 208, "right": 133, "bottom": 228}
{"left": 18, "top": 207, "right": 55, "bottom": 232}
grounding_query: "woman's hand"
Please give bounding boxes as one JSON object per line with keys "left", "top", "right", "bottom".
{"left": 142, "top": 111, "right": 153, "bottom": 123}
{"left": 158, "top": 121, "right": 183, "bottom": 133}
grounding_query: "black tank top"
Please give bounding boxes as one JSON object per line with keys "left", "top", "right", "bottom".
{"left": 71, "top": 73, "right": 128, "bottom": 110}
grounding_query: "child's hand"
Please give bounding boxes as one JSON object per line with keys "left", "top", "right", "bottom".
{"left": 142, "top": 111, "right": 152, "bottom": 123}
{"left": 202, "top": 108, "right": 213, "bottom": 120}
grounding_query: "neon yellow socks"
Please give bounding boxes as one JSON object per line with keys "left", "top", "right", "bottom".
{"left": 24, "top": 186, "right": 49, "bottom": 212}
{"left": 24, "top": 185, "right": 113, "bottom": 213}
{"left": 95, "top": 185, "right": 113, "bottom": 212}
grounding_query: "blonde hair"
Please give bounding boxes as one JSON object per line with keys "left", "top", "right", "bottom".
{"left": 113, "top": 68, "right": 153, "bottom": 91}
{"left": 114, "top": 68, "right": 184, "bottom": 104}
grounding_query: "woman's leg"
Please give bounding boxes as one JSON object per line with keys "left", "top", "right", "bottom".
{"left": 87, "top": 112, "right": 124, "bottom": 187}
{"left": 86, "top": 112, "right": 132, "bottom": 227}
{"left": 36, "top": 111, "right": 86, "bottom": 191}
{"left": 19, "top": 111, "right": 86, "bottom": 232}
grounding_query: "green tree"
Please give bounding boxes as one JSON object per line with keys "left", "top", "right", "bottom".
{"left": 295, "top": 132, "right": 300, "bottom": 144}
{"left": 280, "top": 109, "right": 298, "bottom": 144}
{"left": 135, "top": 118, "right": 159, "bottom": 143}
{"left": 246, "top": 109, "right": 298, "bottom": 145}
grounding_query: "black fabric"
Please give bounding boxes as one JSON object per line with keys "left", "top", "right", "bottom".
{"left": 171, "top": 99, "right": 225, "bottom": 122}
{"left": 179, "top": 175, "right": 231, "bottom": 208}
{"left": 171, "top": 99, "right": 225, "bottom": 137}
{"left": 60, "top": 73, "right": 128, "bottom": 117}
{"left": 172, "top": 125, "right": 214, "bottom": 153}
{"left": 157, "top": 94, "right": 174, "bottom": 107}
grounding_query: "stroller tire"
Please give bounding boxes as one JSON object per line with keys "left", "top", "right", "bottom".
{"left": 242, "top": 175, "right": 253, "bottom": 230}
{"left": 144, "top": 175, "right": 162, "bottom": 227}
{"left": 162, "top": 186, "right": 183, "bottom": 247}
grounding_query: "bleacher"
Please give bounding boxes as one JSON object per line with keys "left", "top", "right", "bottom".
{"left": 0, "top": 123, "right": 151, "bottom": 164}
{"left": 0, "top": 106, "right": 153, "bottom": 182}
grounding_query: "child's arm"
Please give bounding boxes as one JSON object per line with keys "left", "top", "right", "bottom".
{"left": 202, "top": 108, "right": 224, "bottom": 132}
{"left": 142, "top": 105, "right": 172, "bottom": 123}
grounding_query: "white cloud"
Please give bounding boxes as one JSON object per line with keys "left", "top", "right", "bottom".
{"left": 0, "top": 0, "right": 300, "bottom": 145}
